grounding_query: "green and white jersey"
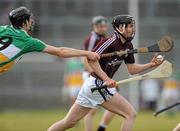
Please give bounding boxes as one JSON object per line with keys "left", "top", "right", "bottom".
{"left": 0, "top": 25, "right": 46, "bottom": 73}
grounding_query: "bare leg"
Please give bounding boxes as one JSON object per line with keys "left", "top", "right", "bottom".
{"left": 101, "top": 93, "right": 137, "bottom": 131}
{"left": 84, "top": 109, "right": 97, "bottom": 131}
{"left": 99, "top": 110, "right": 115, "bottom": 127}
{"left": 48, "top": 103, "right": 91, "bottom": 131}
{"left": 173, "top": 123, "right": 180, "bottom": 131}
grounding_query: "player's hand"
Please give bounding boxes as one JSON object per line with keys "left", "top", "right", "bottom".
{"left": 150, "top": 53, "right": 164, "bottom": 67}
{"left": 104, "top": 78, "right": 117, "bottom": 88}
{"left": 86, "top": 51, "right": 100, "bottom": 61}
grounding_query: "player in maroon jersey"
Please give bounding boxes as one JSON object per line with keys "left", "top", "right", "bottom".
{"left": 48, "top": 15, "right": 163, "bottom": 131}
{"left": 83, "top": 16, "right": 108, "bottom": 80}
{"left": 83, "top": 16, "right": 115, "bottom": 131}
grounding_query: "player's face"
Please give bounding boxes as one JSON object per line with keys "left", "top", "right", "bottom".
{"left": 28, "top": 16, "right": 35, "bottom": 31}
{"left": 123, "top": 22, "right": 135, "bottom": 39}
{"left": 24, "top": 15, "right": 35, "bottom": 33}
{"left": 94, "top": 23, "right": 108, "bottom": 36}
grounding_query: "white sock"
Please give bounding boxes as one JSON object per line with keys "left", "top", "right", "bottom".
{"left": 100, "top": 123, "right": 107, "bottom": 128}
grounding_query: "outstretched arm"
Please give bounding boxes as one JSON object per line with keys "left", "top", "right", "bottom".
{"left": 126, "top": 63, "right": 153, "bottom": 75}
{"left": 126, "top": 53, "right": 163, "bottom": 75}
{"left": 43, "top": 45, "right": 99, "bottom": 61}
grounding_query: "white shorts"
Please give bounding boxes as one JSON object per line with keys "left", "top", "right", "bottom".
{"left": 76, "top": 76, "right": 117, "bottom": 108}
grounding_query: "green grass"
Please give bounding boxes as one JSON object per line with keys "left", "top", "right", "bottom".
{"left": 0, "top": 109, "right": 179, "bottom": 131}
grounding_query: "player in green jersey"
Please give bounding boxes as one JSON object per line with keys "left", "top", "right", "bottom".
{"left": 0, "top": 6, "right": 99, "bottom": 73}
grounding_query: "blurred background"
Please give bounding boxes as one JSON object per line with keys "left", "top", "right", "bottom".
{"left": 0, "top": 0, "right": 179, "bottom": 131}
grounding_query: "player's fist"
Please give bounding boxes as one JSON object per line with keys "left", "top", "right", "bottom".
{"left": 104, "top": 78, "right": 117, "bottom": 88}
{"left": 86, "top": 51, "right": 100, "bottom": 61}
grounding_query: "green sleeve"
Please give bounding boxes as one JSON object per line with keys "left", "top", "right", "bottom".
{"left": 25, "top": 37, "right": 47, "bottom": 53}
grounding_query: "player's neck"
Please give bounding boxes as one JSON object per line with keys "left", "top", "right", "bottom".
{"left": 119, "top": 35, "right": 126, "bottom": 44}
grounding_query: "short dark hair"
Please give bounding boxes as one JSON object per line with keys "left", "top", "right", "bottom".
{"left": 9, "top": 6, "right": 31, "bottom": 28}
{"left": 112, "top": 15, "right": 134, "bottom": 29}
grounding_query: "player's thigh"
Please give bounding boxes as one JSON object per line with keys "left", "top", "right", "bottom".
{"left": 65, "top": 102, "right": 92, "bottom": 122}
{"left": 100, "top": 93, "right": 136, "bottom": 118}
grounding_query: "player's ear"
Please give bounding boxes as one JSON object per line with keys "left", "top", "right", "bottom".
{"left": 26, "top": 20, "right": 30, "bottom": 27}
{"left": 22, "top": 20, "right": 28, "bottom": 28}
{"left": 93, "top": 25, "right": 98, "bottom": 32}
{"left": 22, "top": 22, "right": 26, "bottom": 28}
{"left": 116, "top": 24, "right": 125, "bottom": 34}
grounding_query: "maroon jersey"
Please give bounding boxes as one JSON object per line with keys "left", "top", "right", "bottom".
{"left": 84, "top": 32, "right": 105, "bottom": 51}
{"left": 92, "top": 31, "right": 135, "bottom": 79}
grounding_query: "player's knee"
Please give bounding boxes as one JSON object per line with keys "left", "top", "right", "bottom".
{"left": 126, "top": 111, "right": 137, "bottom": 120}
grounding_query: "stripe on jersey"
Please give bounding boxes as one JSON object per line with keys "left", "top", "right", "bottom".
{"left": 0, "top": 44, "right": 21, "bottom": 59}
{"left": 96, "top": 34, "right": 116, "bottom": 54}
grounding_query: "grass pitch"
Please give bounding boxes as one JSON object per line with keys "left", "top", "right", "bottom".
{"left": 0, "top": 109, "right": 179, "bottom": 131}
